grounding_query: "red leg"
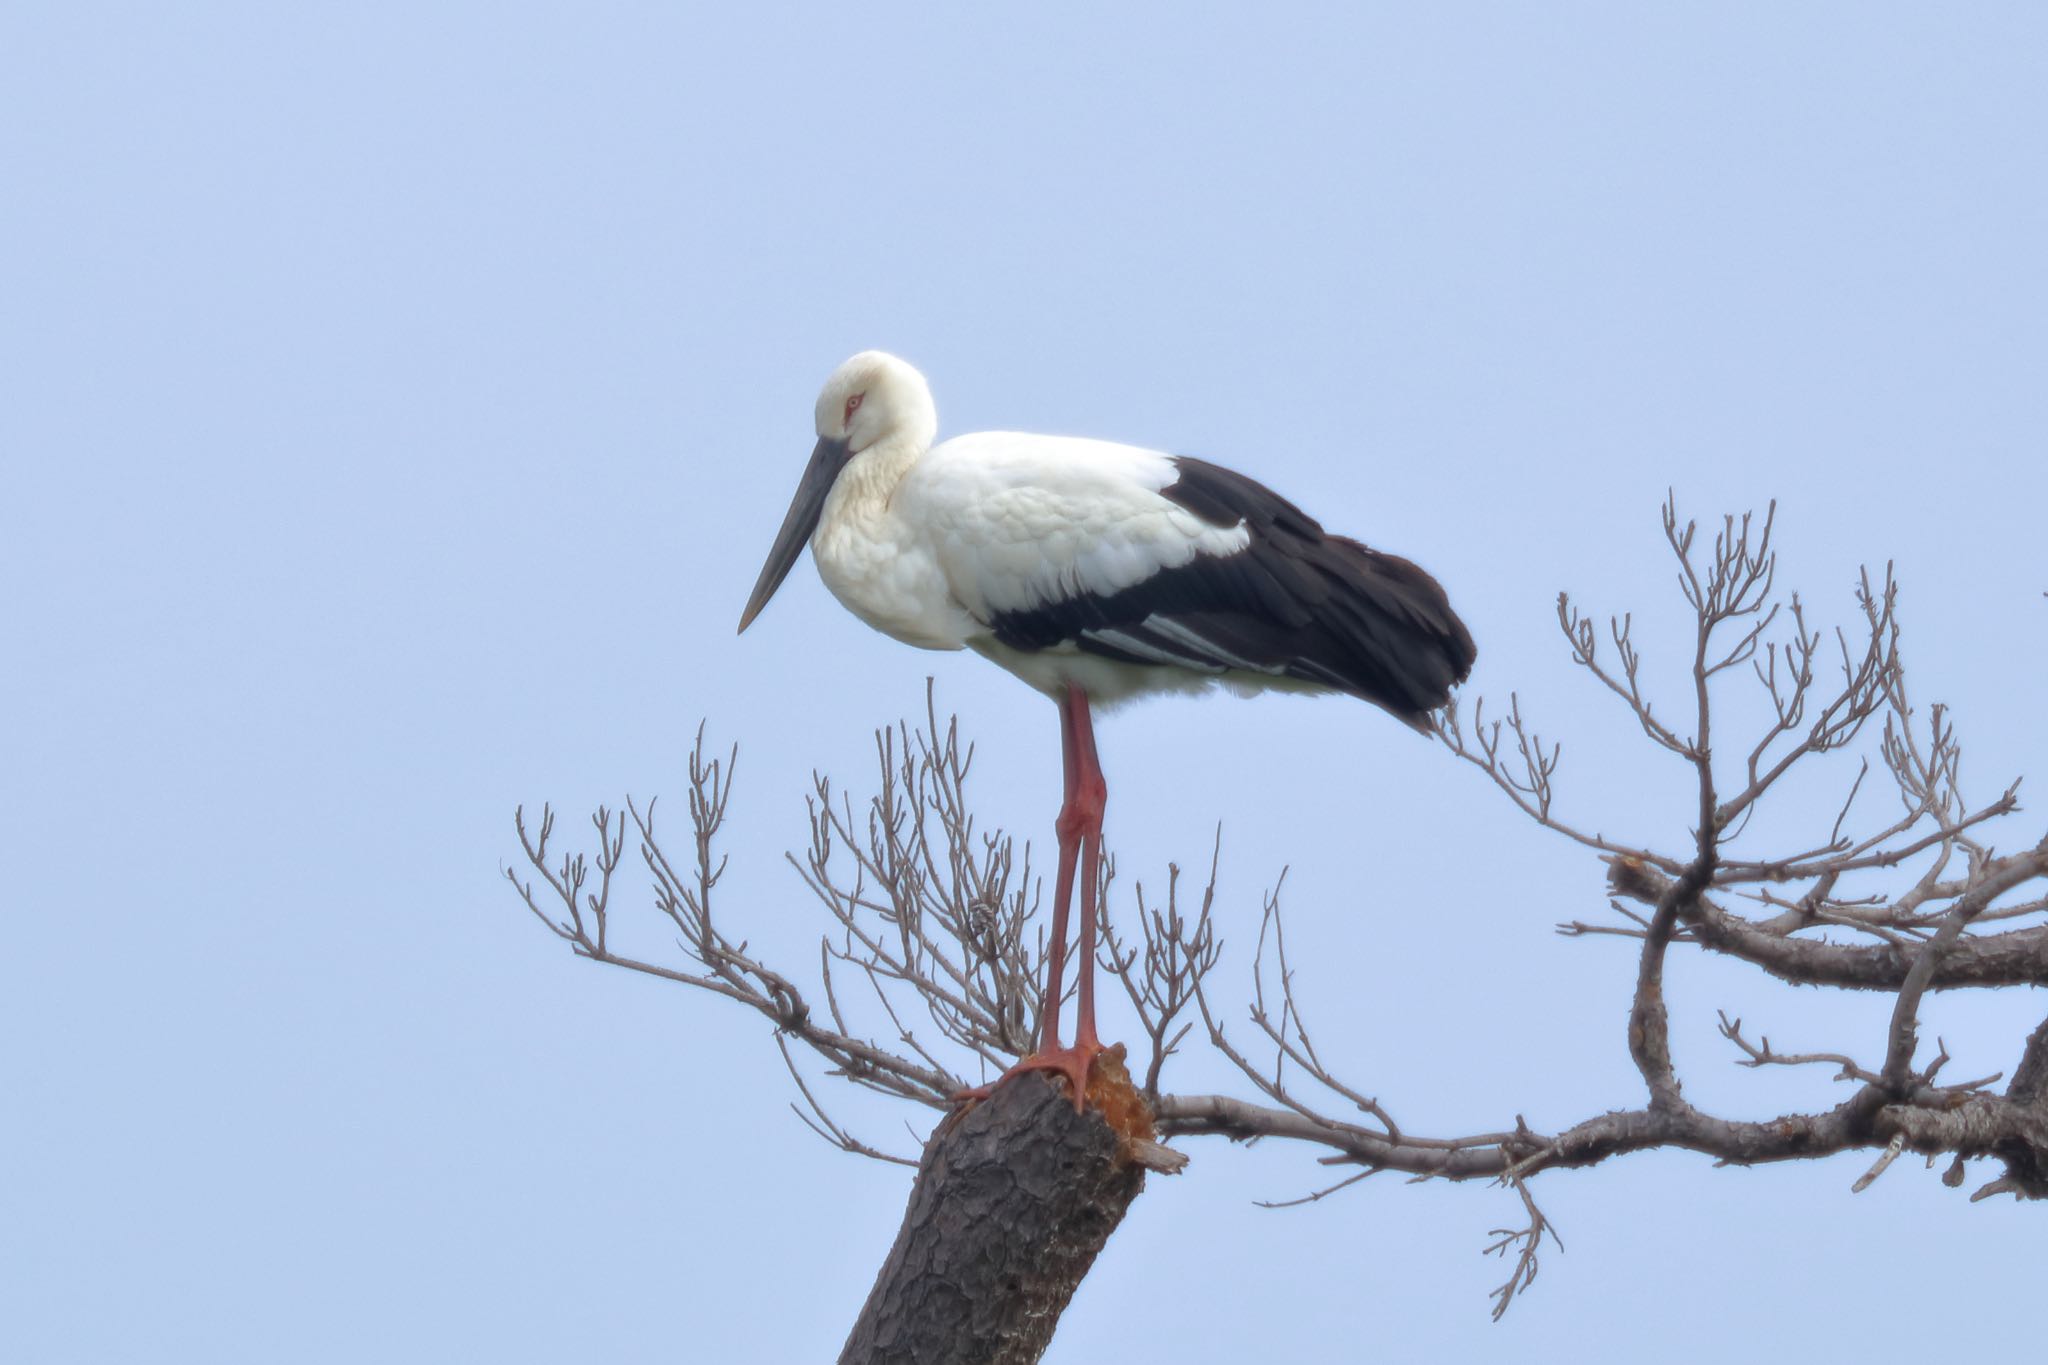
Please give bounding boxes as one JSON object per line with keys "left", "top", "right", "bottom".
{"left": 1068, "top": 690, "right": 1107, "bottom": 1055}
{"left": 1037, "top": 827, "right": 1082, "bottom": 1052}
{"left": 1034, "top": 686, "right": 1086, "bottom": 1052}
{"left": 954, "top": 682, "right": 1107, "bottom": 1111}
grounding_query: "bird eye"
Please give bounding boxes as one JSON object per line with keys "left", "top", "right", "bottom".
{"left": 844, "top": 393, "right": 865, "bottom": 425}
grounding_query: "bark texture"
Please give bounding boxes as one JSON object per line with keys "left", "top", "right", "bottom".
{"left": 839, "top": 1069, "right": 1150, "bottom": 1365}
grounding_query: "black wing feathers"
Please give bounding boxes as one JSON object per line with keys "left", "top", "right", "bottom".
{"left": 986, "top": 457, "right": 1475, "bottom": 727}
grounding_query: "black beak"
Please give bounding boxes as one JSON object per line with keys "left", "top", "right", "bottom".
{"left": 737, "top": 436, "right": 852, "bottom": 633}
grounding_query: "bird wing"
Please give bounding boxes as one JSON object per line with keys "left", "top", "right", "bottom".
{"left": 904, "top": 432, "right": 1252, "bottom": 619}
{"left": 908, "top": 438, "right": 1475, "bottom": 725}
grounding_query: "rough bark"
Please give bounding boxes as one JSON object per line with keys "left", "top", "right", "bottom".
{"left": 839, "top": 1057, "right": 1166, "bottom": 1365}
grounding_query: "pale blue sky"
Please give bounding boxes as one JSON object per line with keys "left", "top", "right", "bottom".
{"left": 4, "top": 4, "right": 2045, "bottom": 1361}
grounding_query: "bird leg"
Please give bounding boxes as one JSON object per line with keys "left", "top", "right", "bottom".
{"left": 1066, "top": 685, "right": 1107, "bottom": 1062}
{"left": 954, "top": 682, "right": 1107, "bottom": 1111}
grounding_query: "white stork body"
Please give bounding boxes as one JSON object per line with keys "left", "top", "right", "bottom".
{"left": 738, "top": 351, "right": 1474, "bottom": 1105}
{"left": 816, "top": 431, "right": 1256, "bottom": 703}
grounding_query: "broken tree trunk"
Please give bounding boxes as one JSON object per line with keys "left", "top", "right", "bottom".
{"left": 839, "top": 1046, "right": 1185, "bottom": 1365}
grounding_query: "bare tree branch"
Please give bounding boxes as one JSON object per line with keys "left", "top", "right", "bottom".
{"left": 507, "top": 499, "right": 2048, "bottom": 1339}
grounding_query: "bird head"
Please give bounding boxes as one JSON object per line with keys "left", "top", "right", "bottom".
{"left": 812, "top": 350, "right": 938, "bottom": 455}
{"left": 739, "top": 351, "right": 937, "bottom": 633}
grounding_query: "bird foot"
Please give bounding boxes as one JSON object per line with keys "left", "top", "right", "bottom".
{"left": 953, "top": 1039, "right": 1106, "bottom": 1113}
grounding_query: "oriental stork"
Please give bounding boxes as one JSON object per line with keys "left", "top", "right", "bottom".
{"left": 738, "top": 351, "right": 1474, "bottom": 1106}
